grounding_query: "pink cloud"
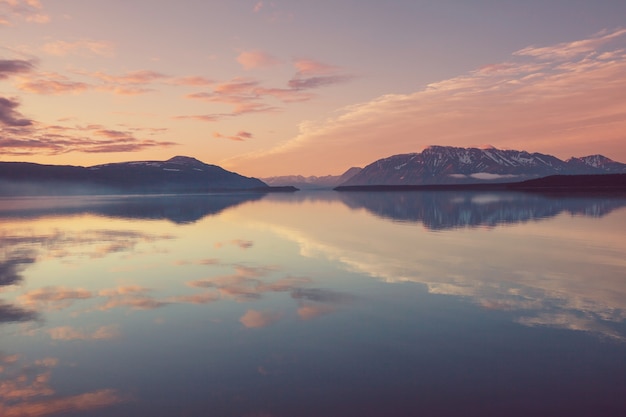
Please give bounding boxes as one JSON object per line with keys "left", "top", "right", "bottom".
{"left": 293, "top": 59, "right": 338, "bottom": 75}
{"left": 169, "top": 76, "right": 214, "bottom": 86}
{"left": 0, "top": 0, "right": 49, "bottom": 26}
{"left": 90, "top": 69, "right": 168, "bottom": 84}
{"left": 213, "top": 131, "right": 250, "bottom": 142}
{"left": 237, "top": 50, "right": 281, "bottom": 70}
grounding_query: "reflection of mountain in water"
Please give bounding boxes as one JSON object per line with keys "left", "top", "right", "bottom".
{"left": 338, "top": 191, "right": 626, "bottom": 229}
{"left": 0, "top": 193, "right": 265, "bottom": 224}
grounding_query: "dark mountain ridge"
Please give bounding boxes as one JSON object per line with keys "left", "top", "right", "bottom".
{"left": 262, "top": 166, "right": 362, "bottom": 189}
{"left": 0, "top": 156, "right": 289, "bottom": 195}
{"left": 341, "top": 145, "right": 626, "bottom": 186}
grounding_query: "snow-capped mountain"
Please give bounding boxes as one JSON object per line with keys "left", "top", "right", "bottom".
{"left": 340, "top": 146, "right": 626, "bottom": 186}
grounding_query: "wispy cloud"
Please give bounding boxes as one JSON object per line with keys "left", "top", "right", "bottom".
{"left": 41, "top": 39, "right": 115, "bottom": 57}
{"left": 17, "top": 72, "right": 90, "bottom": 94}
{"left": 213, "top": 131, "right": 253, "bottom": 142}
{"left": 0, "top": 121, "right": 177, "bottom": 155}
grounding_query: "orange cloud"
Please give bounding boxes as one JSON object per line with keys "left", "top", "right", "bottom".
{"left": 173, "top": 114, "right": 221, "bottom": 123}
{"left": 239, "top": 309, "right": 283, "bottom": 328}
{"left": 237, "top": 50, "right": 281, "bottom": 70}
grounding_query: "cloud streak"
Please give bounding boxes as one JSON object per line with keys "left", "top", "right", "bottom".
{"left": 41, "top": 39, "right": 115, "bottom": 57}
{"left": 0, "top": 122, "right": 177, "bottom": 155}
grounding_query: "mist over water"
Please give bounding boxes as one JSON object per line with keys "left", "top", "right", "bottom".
{"left": 1, "top": 191, "right": 625, "bottom": 416}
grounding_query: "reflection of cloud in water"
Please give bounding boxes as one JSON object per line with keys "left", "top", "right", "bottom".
{"left": 0, "top": 355, "right": 126, "bottom": 416}
{"left": 517, "top": 313, "right": 624, "bottom": 341}
{"left": 0, "top": 255, "right": 35, "bottom": 287}
{"left": 46, "top": 325, "right": 120, "bottom": 341}
{"left": 240, "top": 309, "right": 284, "bottom": 328}
{"left": 19, "top": 287, "right": 92, "bottom": 311}
{"left": 97, "top": 286, "right": 170, "bottom": 311}
{"left": 187, "top": 265, "right": 310, "bottom": 301}
{"left": 0, "top": 302, "right": 38, "bottom": 323}
{"left": 291, "top": 288, "right": 351, "bottom": 320}
{"left": 237, "top": 194, "right": 626, "bottom": 339}
{"left": 214, "top": 239, "right": 254, "bottom": 249}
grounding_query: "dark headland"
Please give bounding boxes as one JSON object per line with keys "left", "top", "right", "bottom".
{"left": 335, "top": 173, "right": 626, "bottom": 193}
{"left": 0, "top": 156, "right": 298, "bottom": 196}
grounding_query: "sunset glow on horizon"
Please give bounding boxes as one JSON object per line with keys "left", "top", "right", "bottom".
{"left": 1, "top": 1, "right": 626, "bottom": 177}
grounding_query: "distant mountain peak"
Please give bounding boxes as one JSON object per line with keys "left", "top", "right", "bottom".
{"left": 166, "top": 156, "right": 206, "bottom": 166}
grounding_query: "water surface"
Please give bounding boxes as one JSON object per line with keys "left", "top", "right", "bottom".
{"left": 1, "top": 191, "right": 625, "bottom": 416}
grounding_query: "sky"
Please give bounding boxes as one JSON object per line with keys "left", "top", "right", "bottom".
{"left": 1, "top": 0, "right": 626, "bottom": 177}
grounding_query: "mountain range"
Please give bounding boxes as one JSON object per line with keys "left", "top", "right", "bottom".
{"left": 262, "top": 167, "right": 362, "bottom": 189}
{"left": 340, "top": 145, "right": 626, "bottom": 186}
{"left": 0, "top": 156, "right": 282, "bottom": 195}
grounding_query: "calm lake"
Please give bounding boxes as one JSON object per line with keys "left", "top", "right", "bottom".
{"left": 1, "top": 191, "right": 625, "bottom": 417}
